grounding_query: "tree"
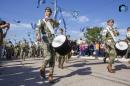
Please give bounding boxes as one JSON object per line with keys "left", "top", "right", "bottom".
{"left": 84, "top": 27, "right": 103, "bottom": 43}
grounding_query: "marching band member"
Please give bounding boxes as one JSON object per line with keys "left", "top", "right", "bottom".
{"left": 0, "top": 20, "right": 10, "bottom": 60}
{"left": 57, "top": 28, "right": 66, "bottom": 69}
{"left": 35, "top": 7, "right": 59, "bottom": 82}
{"left": 57, "top": 28, "right": 72, "bottom": 69}
{"left": 125, "top": 27, "right": 130, "bottom": 64}
{"left": 102, "top": 19, "right": 119, "bottom": 73}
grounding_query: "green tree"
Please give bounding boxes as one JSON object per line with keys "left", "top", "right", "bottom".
{"left": 84, "top": 27, "right": 103, "bottom": 43}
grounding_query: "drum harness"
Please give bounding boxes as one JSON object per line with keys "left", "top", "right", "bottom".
{"left": 105, "top": 26, "right": 119, "bottom": 43}
{"left": 42, "top": 18, "right": 55, "bottom": 35}
{"left": 42, "top": 19, "right": 64, "bottom": 45}
{"left": 105, "top": 27, "right": 127, "bottom": 50}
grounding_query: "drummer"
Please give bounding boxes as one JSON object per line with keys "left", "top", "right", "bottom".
{"left": 35, "top": 7, "right": 59, "bottom": 82}
{"left": 0, "top": 20, "right": 10, "bottom": 67}
{"left": 125, "top": 27, "right": 130, "bottom": 64}
{"left": 102, "top": 19, "right": 119, "bottom": 73}
{"left": 56, "top": 28, "right": 72, "bottom": 69}
{"left": 56, "top": 28, "right": 66, "bottom": 69}
{"left": 65, "top": 35, "right": 72, "bottom": 63}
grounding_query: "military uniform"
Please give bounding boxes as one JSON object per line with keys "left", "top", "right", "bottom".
{"left": 102, "top": 26, "right": 119, "bottom": 64}
{"left": 0, "top": 29, "right": 3, "bottom": 58}
{"left": 125, "top": 37, "right": 130, "bottom": 58}
{"left": 0, "top": 22, "right": 4, "bottom": 68}
{"left": 5, "top": 41, "right": 14, "bottom": 59}
{"left": 65, "top": 37, "right": 72, "bottom": 63}
{"left": 20, "top": 40, "right": 29, "bottom": 61}
{"left": 102, "top": 24, "right": 119, "bottom": 73}
{"left": 29, "top": 42, "right": 36, "bottom": 58}
{"left": 35, "top": 18, "right": 59, "bottom": 78}
{"left": 57, "top": 49, "right": 72, "bottom": 69}
{"left": 17, "top": 42, "right": 21, "bottom": 58}
{"left": 0, "top": 20, "right": 9, "bottom": 69}
{"left": 56, "top": 29, "right": 66, "bottom": 69}
{"left": 36, "top": 42, "right": 43, "bottom": 58}
{"left": 126, "top": 28, "right": 130, "bottom": 64}
{"left": 57, "top": 54, "right": 65, "bottom": 69}
{"left": 65, "top": 52, "right": 72, "bottom": 62}
{"left": 14, "top": 43, "right": 20, "bottom": 58}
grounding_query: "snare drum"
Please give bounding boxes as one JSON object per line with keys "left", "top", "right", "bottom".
{"left": 52, "top": 35, "right": 72, "bottom": 55}
{"left": 115, "top": 40, "right": 128, "bottom": 56}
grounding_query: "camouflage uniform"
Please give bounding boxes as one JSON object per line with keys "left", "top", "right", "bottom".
{"left": 20, "top": 40, "right": 29, "bottom": 61}
{"left": 36, "top": 42, "right": 43, "bottom": 58}
{"left": 102, "top": 26, "right": 119, "bottom": 64}
{"left": 57, "top": 54, "right": 65, "bottom": 69}
{"left": 5, "top": 41, "right": 14, "bottom": 59}
{"left": 14, "top": 43, "right": 20, "bottom": 58}
{"left": 29, "top": 42, "right": 36, "bottom": 58}
{"left": 35, "top": 18, "right": 59, "bottom": 76}
{"left": 65, "top": 52, "right": 72, "bottom": 62}
{"left": 57, "top": 50, "right": 72, "bottom": 69}
{"left": 125, "top": 38, "right": 130, "bottom": 58}
{"left": 65, "top": 37, "right": 72, "bottom": 63}
{"left": 0, "top": 29, "right": 3, "bottom": 59}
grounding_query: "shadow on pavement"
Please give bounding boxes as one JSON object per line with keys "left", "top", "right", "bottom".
{"left": 0, "top": 65, "right": 53, "bottom": 86}
{"left": 115, "top": 64, "right": 130, "bottom": 71}
{"left": 52, "top": 67, "right": 92, "bottom": 85}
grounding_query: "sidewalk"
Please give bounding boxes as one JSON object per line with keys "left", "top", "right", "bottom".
{"left": 74, "top": 55, "right": 130, "bottom": 62}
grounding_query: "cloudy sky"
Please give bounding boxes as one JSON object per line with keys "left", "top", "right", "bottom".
{"left": 0, "top": 0, "right": 130, "bottom": 42}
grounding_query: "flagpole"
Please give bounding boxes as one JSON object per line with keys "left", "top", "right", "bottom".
{"left": 53, "top": 0, "right": 67, "bottom": 35}
{"left": 54, "top": 0, "right": 57, "bottom": 19}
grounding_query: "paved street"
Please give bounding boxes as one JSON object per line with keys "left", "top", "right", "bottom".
{"left": 0, "top": 57, "right": 130, "bottom": 86}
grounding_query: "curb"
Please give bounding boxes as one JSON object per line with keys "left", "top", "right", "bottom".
{"left": 71, "top": 56, "right": 130, "bottom": 62}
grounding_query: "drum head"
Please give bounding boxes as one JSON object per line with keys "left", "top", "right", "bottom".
{"left": 52, "top": 35, "right": 66, "bottom": 48}
{"left": 115, "top": 41, "right": 128, "bottom": 50}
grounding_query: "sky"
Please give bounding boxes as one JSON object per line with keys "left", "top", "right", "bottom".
{"left": 0, "top": 0, "right": 130, "bottom": 43}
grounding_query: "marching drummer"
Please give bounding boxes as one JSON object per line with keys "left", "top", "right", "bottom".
{"left": 65, "top": 35, "right": 72, "bottom": 63}
{"left": 56, "top": 28, "right": 66, "bottom": 69}
{"left": 0, "top": 20, "right": 10, "bottom": 67}
{"left": 56, "top": 28, "right": 72, "bottom": 69}
{"left": 102, "top": 19, "right": 119, "bottom": 73}
{"left": 125, "top": 27, "right": 130, "bottom": 64}
{"left": 35, "top": 7, "right": 59, "bottom": 82}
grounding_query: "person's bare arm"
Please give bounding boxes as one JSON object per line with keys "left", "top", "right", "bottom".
{"left": 0, "top": 23, "right": 10, "bottom": 29}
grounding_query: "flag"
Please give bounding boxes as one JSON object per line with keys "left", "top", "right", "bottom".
{"left": 53, "top": 0, "right": 58, "bottom": 19}
{"left": 59, "top": 7, "right": 67, "bottom": 34}
{"left": 37, "top": 0, "right": 46, "bottom": 8}
{"left": 0, "top": 18, "right": 1, "bottom": 20}
{"left": 80, "top": 27, "right": 85, "bottom": 32}
{"left": 72, "top": 10, "right": 79, "bottom": 19}
{"left": 31, "top": 23, "right": 36, "bottom": 30}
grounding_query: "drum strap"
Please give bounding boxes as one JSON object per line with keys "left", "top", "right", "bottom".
{"left": 106, "top": 26, "right": 118, "bottom": 43}
{"left": 42, "top": 19, "right": 55, "bottom": 35}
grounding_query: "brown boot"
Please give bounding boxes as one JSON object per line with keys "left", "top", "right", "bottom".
{"left": 61, "top": 66, "right": 64, "bottom": 69}
{"left": 48, "top": 73, "right": 53, "bottom": 83}
{"left": 128, "top": 60, "right": 130, "bottom": 64}
{"left": 103, "top": 57, "right": 107, "bottom": 63}
{"left": 107, "top": 64, "right": 115, "bottom": 73}
{"left": 61, "top": 63, "right": 64, "bottom": 69}
{"left": 40, "top": 69, "right": 46, "bottom": 79}
{"left": 58, "top": 64, "right": 61, "bottom": 68}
